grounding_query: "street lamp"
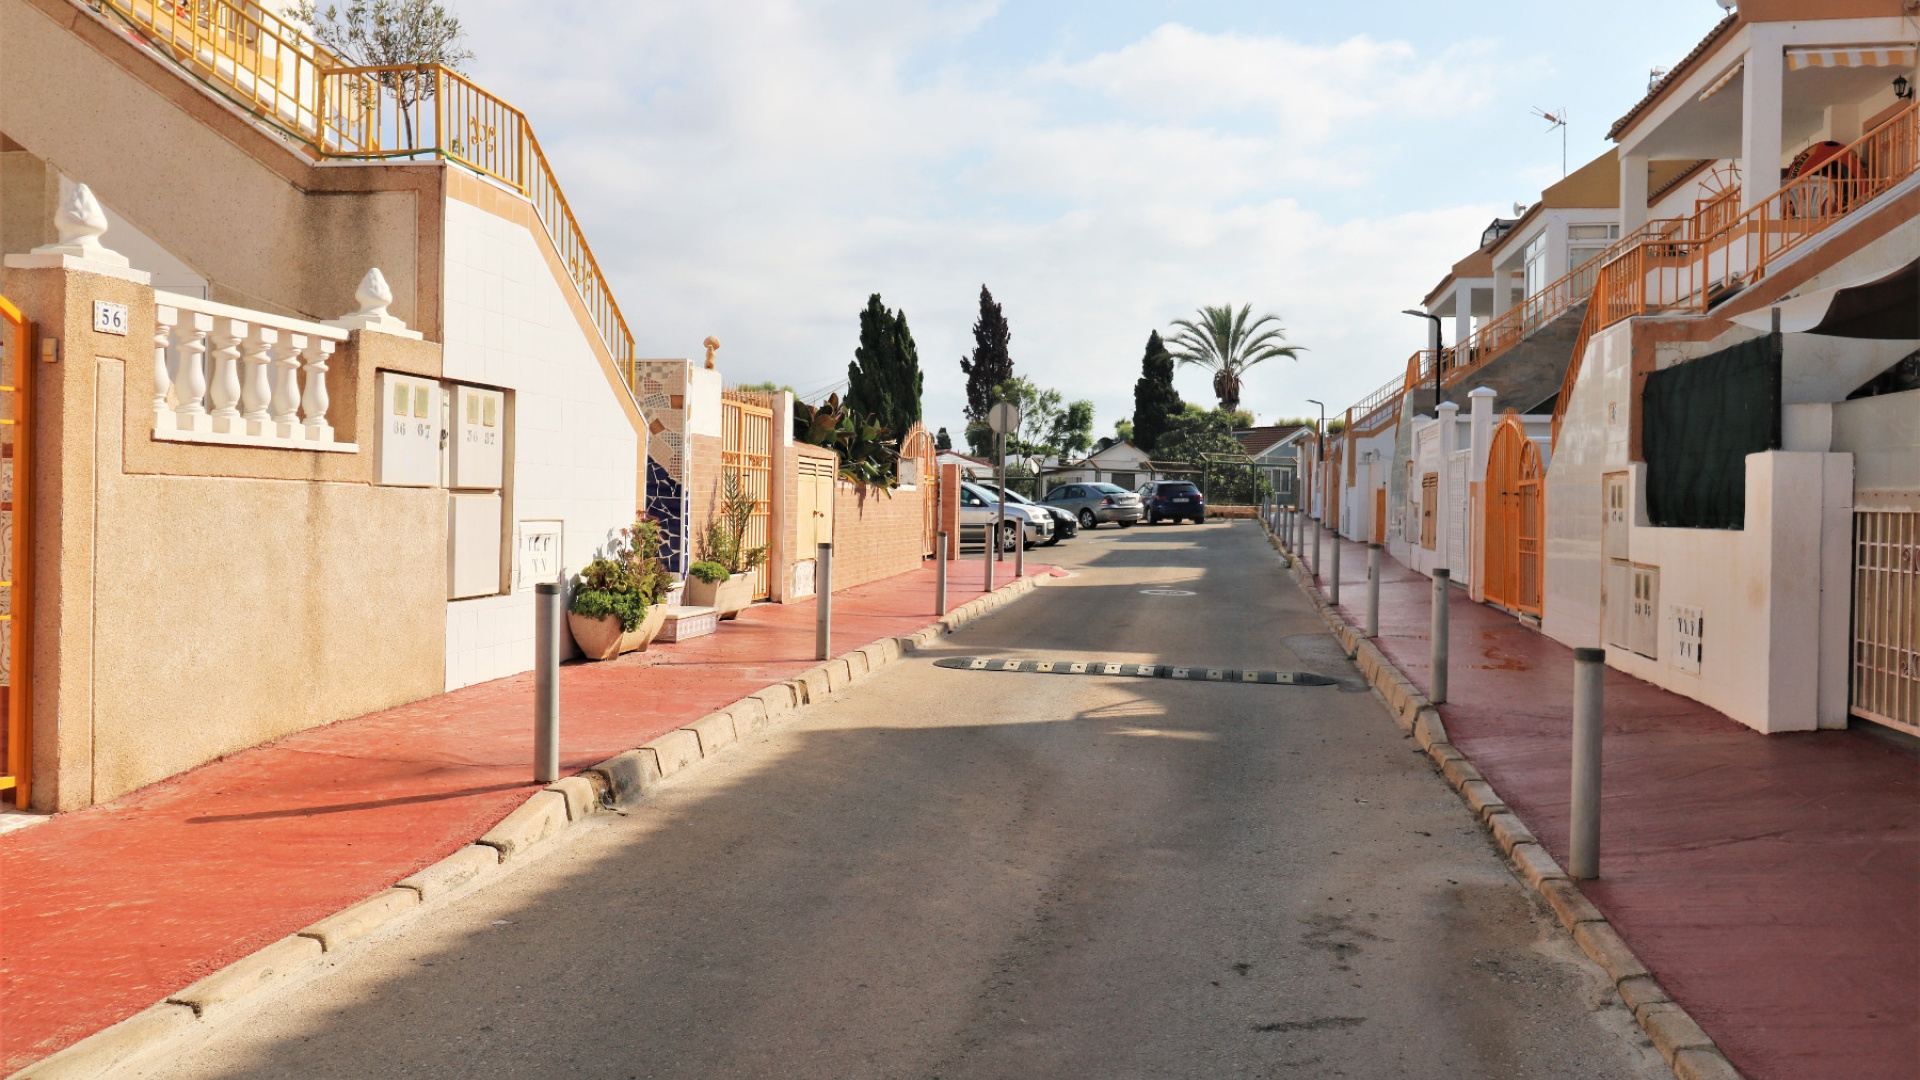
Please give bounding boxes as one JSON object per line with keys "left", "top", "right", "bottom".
{"left": 1402, "top": 308, "right": 1444, "bottom": 415}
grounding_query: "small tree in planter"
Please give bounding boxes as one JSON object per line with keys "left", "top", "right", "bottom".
{"left": 568, "top": 518, "right": 675, "bottom": 660}
{"left": 686, "top": 473, "right": 767, "bottom": 619}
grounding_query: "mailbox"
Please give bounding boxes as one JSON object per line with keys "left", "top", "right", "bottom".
{"left": 376, "top": 372, "right": 440, "bottom": 487}
{"left": 448, "top": 492, "right": 504, "bottom": 599}
{"left": 450, "top": 384, "right": 505, "bottom": 490}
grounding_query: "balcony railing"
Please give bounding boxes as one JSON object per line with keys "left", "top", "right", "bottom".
{"left": 1594, "top": 102, "right": 1917, "bottom": 327}
{"left": 94, "top": 0, "right": 639, "bottom": 375}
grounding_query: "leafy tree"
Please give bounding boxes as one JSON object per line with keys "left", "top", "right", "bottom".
{"left": 959, "top": 285, "right": 1013, "bottom": 451}
{"left": 794, "top": 392, "right": 899, "bottom": 489}
{"left": 294, "top": 0, "right": 473, "bottom": 147}
{"left": 935, "top": 427, "right": 953, "bottom": 451}
{"left": 1048, "top": 399, "right": 1095, "bottom": 460}
{"left": 1166, "top": 305, "right": 1305, "bottom": 412}
{"left": 1130, "top": 331, "right": 1182, "bottom": 453}
{"left": 1153, "top": 406, "right": 1272, "bottom": 503}
{"left": 735, "top": 380, "right": 799, "bottom": 395}
{"left": 845, "top": 294, "right": 923, "bottom": 445}
{"left": 1112, "top": 420, "right": 1133, "bottom": 445}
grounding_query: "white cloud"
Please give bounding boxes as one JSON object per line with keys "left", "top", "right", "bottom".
{"left": 455, "top": 2, "right": 1501, "bottom": 433}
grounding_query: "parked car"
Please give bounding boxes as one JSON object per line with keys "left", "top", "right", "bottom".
{"left": 959, "top": 480, "right": 1053, "bottom": 550}
{"left": 1139, "top": 479, "right": 1205, "bottom": 524}
{"left": 1038, "top": 482, "right": 1143, "bottom": 529}
{"left": 980, "top": 483, "right": 1076, "bottom": 545}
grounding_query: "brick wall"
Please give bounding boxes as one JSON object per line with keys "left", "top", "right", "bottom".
{"left": 684, "top": 432, "right": 725, "bottom": 560}
{"left": 830, "top": 480, "right": 928, "bottom": 591}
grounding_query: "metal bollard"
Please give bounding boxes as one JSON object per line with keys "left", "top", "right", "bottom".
{"left": 1311, "top": 518, "right": 1322, "bottom": 578}
{"left": 1329, "top": 529, "right": 1341, "bottom": 607}
{"left": 936, "top": 530, "right": 949, "bottom": 615}
{"left": 1015, "top": 519, "right": 1026, "bottom": 579}
{"left": 983, "top": 522, "right": 995, "bottom": 592}
{"left": 1366, "top": 542, "right": 1382, "bottom": 638}
{"left": 533, "top": 582, "right": 562, "bottom": 784}
{"left": 1570, "top": 647, "right": 1606, "bottom": 880}
{"left": 815, "top": 542, "right": 833, "bottom": 661}
{"left": 1430, "top": 568, "right": 1450, "bottom": 703}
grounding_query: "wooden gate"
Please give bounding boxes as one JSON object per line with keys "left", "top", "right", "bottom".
{"left": 0, "top": 295, "right": 34, "bottom": 809}
{"left": 1483, "top": 415, "right": 1543, "bottom": 616}
{"left": 1852, "top": 509, "right": 1918, "bottom": 733}
{"left": 720, "top": 392, "right": 774, "bottom": 600}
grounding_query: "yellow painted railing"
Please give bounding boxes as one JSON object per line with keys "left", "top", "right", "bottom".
{"left": 95, "top": 0, "right": 638, "bottom": 371}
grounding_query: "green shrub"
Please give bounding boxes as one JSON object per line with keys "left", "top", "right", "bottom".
{"left": 570, "top": 584, "right": 645, "bottom": 632}
{"left": 689, "top": 560, "right": 730, "bottom": 584}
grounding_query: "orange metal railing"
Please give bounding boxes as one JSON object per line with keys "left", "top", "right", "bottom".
{"left": 1593, "top": 102, "right": 1917, "bottom": 328}
{"left": 0, "top": 294, "right": 34, "bottom": 810}
{"left": 96, "top": 0, "right": 639, "bottom": 373}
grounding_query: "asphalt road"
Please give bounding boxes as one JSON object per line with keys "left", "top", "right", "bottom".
{"left": 145, "top": 521, "right": 1665, "bottom": 1080}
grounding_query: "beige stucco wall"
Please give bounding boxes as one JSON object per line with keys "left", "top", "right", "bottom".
{"left": 3, "top": 264, "right": 448, "bottom": 809}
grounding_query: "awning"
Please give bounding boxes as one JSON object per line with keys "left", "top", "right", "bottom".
{"left": 1699, "top": 59, "right": 1744, "bottom": 101}
{"left": 1728, "top": 258, "right": 1920, "bottom": 339}
{"left": 1786, "top": 44, "right": 1919, "bottom": 71}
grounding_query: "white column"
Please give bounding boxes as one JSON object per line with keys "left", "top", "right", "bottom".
{"left": 1453, "top": 298, "right": 1473, "bottom": 358}
{"left": 300, "top": 337, "right": 335, "bottom": 442}
{"left": 153, "top": 305, "right": 177, "bottom": 427}
{"left": 1435, "top": 402, "right": 1459, "bottom": 573}
{"left": 271, "top": 333, "right": 306, "bottom": 438}
{"left": 241, "top": 325, "right": 277, "bottom": 433}
{"left": 172, "top": 312, "right": 213, "bottom": 430}
{"left": 1620, "top": 152, "right": 1650, "bottom": 232}
{"left": 207, "top": 317, "right": 245, "bottom": 432}
{"left": 1741, "top": 34, "right": 1785, "bottom": 212}
{"left": 1468, "top": 386, "right": 1496, "bottom": 480}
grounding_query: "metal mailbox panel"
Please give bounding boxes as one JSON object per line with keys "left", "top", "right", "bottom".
{"left": 377, "top": 372, "right": 440, "bottom": 487}
{"left": 450, "top": 384, "right": 505, "bottom": 491}
{"left": 448, "top": 492, "right": 504, "bottom": 599}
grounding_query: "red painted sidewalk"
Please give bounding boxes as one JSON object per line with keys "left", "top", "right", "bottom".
{"left": 1301, "top": 531, "right": 1918, "bottom": 1080}
{"left": 0, "top": 558, "right": 1053, "bottom": 1072}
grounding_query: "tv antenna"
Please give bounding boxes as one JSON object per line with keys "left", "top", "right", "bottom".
{"left": 1533, "top": 107, "right": 1568, "bottom": 177}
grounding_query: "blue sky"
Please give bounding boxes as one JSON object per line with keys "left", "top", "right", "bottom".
{"left": 457, "top": 0, "right": 1727, "bottom": 437}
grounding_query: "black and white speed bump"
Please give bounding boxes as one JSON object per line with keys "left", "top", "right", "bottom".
{"left": 933, "top": 657, "right": 1337, "bottom": 686}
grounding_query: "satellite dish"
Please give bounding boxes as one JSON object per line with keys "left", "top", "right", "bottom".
{"left": 1513, "top": 201, "right": 1529, "bottom": 216}
{"left": 1716, "top": 0, "right": 1735, "bottom": 11}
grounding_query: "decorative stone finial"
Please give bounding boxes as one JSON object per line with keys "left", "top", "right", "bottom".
{"left": 327, "top": 266, "right": 421, "bottom": 339}
{"left": 703, "top": 336, "right": 721, "bottom": 369}
{"left": 32, "top": 184, "right": 130, "bottom": 267}
{"left": 352, "top": 268, "right": 394, "bottom": 318}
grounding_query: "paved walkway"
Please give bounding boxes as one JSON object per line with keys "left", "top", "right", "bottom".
{"left": 0, "top": 557, "right": 1054, "bottom": 1072}
{"left": 1298, "top": 530, "right": 1918, "bottom": 1080}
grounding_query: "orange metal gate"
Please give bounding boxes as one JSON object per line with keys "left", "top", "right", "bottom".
{"left": 1852, "top": 509, "right": 1918, "bottom": 734}
{"left": 1484, "top": 415, "right": 1543, "bottom": 616}
{"left": 0, "top": 295, "right": 34, "bottom": 808}
{"left": 720, "top": 393, "right": 774, "bottom": 600}
{"left": 899, "top": 425, "right": 938, "bottom": 556}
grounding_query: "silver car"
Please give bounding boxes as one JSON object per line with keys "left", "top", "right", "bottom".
{"left": 960, "top": 481, "right": 1053, "bottom": 551}
{"left": 1039, "top": 482, "right": 1143, "bottom": 530}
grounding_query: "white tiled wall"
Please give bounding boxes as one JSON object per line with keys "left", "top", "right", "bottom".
{"left": 440, "top": 197, "right": 641, "bottom": 691}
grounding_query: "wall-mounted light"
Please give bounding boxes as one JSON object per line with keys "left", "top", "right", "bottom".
{"left": 1895, "top": 75, "right": 1913, "bottom": 101}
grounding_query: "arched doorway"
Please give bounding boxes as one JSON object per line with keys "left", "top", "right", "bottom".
{"left": 1484, "top": 414, "right": 1543, "bottom": 616}
{"left": 0, "top": 293, "right": 34, "bottom": 808}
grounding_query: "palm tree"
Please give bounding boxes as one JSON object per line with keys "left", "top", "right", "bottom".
{"left": 1165, "top": 305, "right": 1305, "bottom": 412}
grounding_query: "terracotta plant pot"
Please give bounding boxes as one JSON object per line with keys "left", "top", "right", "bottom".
{"left": 567, "top": 611, "right": 624, "bottom": 661}
{"left": 685, "top": 574, "right": 755, "bottom": 620}
{"left": 619, "top": 604, "right": 669, "bottom": 653}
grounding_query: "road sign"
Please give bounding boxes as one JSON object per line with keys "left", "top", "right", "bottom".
{"left": 987, "top": 401, "right": 1021, "bottom": 435}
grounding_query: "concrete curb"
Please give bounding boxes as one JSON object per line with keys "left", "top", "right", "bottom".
{"left": 1259, "top": 523, "right": 1745, "bottom": 1080}
{"left": 11, "top": 571, "right": 1050, "bottom": 1080}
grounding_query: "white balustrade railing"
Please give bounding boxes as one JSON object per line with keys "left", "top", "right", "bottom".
{"left": 152, "top": 292, "right": 354, "bottom": 452}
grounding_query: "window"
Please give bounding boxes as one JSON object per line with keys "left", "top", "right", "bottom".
{"left": 961, "top": 489, "right": 986, "bottom": 507}
{"left": 1521, "top": 231, "right": 1548, "bottom": 299}
{"left": 1567, "top": 223, "right": 1620, "bottom": 273}
{"left": 1111, "top": 472, "right": 1136, "bottom": 489}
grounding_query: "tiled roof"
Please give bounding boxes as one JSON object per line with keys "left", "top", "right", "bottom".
{"left": 1234, "top": 425, "right": 1308, "bottom": 455}
{"left": 1608, "top": 14, "right": 1739, "bottom": 142}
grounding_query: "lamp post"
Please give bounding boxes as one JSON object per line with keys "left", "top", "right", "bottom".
{"left": 1402, "top": 309, "right": 1444, "bottom": 416}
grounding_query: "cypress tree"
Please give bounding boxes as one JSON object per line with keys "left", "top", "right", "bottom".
{"left": 845, "top": 293, "right": 923, "bottom": 440}
{"left": 960, "top": 285, "right": 1013, "bottom": 429}
{"left": 1131, "top": 331, "right": 1182, "bottom": 453}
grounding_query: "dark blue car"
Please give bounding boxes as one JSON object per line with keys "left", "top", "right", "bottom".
{"left": 1139, "top": 480, "right": 1205, "bottom": 524}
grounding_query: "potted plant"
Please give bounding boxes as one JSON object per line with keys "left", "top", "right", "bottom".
{"left": 567, "top": 518, "right": 675, "bottom": 660}
{"left": 684, "top": 473, "right": 768, "bottom": 620}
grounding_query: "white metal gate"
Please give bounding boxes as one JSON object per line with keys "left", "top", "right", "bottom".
{"left": 1852, "top": 509, "right": 1918, "bottom": 733}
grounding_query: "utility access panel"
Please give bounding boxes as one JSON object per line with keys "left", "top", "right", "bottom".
{"left": 377, "top": 372, "right": 440, "bottom": 487}
{"left": 450, "top": 384, "right": 505, "bottom": 490}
